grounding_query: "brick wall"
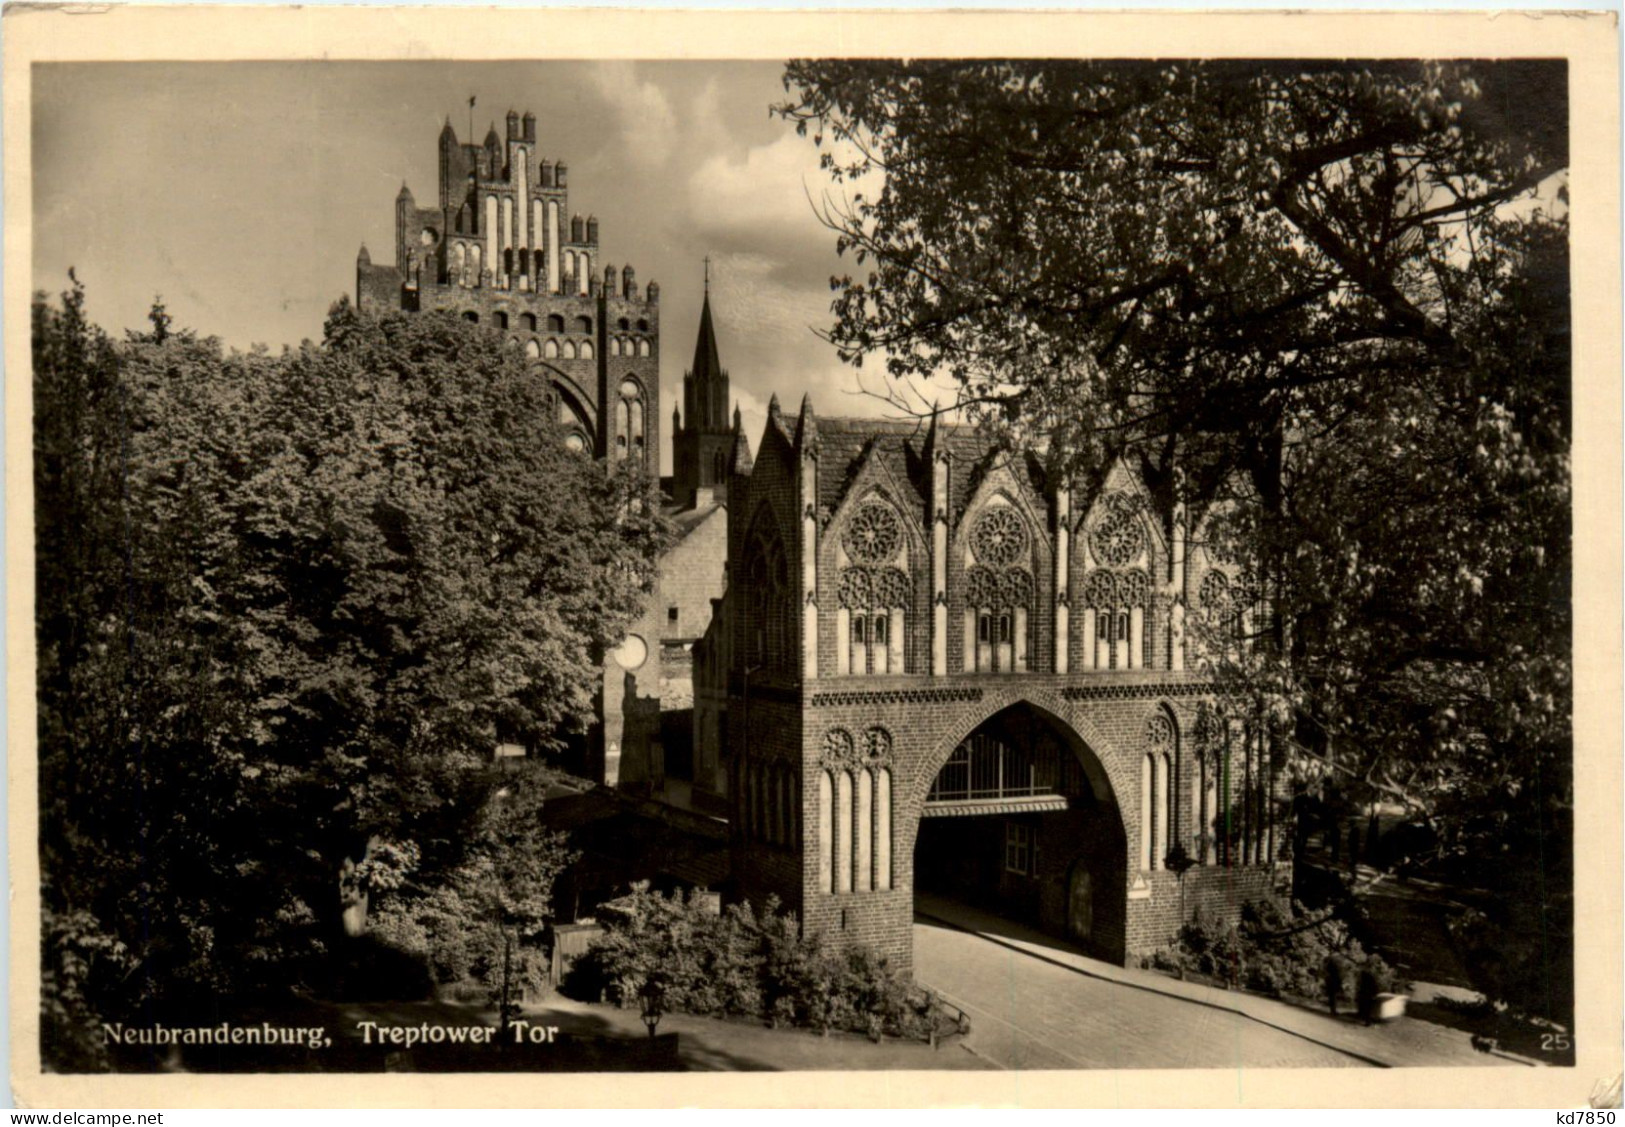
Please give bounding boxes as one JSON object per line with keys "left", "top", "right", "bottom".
{"left": 1123, "top": 864, "right": 1279, "bottom": 956}
{"left": 717, "top": 411, "right": 1292, "bottom": 975}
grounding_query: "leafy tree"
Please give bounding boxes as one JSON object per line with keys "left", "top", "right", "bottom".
{"left": 35, "top": 286, "right": 668, "bottom": 1066}
{"left": 779, "top": 61, "right": 1571, "bottom": 1018}
{"left": 367, "top": 766, "right": 577, "bottom": 1029}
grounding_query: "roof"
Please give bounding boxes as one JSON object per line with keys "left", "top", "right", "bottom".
{"left": 810, "top": 415, "right": 1039, "bottom": 517}
{"left": 689, "top": 292, "right": 725, "bottom": 389}
{"left": 664, "top": 499, "right": 725, "bottom": 543}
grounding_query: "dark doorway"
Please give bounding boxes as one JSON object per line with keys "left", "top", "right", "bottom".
{"left": 913, "top": 703, "right": 1126, "bottom": 962}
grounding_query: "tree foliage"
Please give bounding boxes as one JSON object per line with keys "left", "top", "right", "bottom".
{"left": 367, "top": 765, "right": 577, "bottom": 1018}
{"left": 35, "top": 283, "right": 667, "bottom": 1066}
{"left": 779, "top": 61, "right": 1571, "bottom": 1016}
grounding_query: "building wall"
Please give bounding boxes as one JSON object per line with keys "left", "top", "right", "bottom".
{"left": 716, "top": 408, "right": 1289, "bottom": 973}
{"left": 608, "top": 505, "right": 727, "bottom": 792}
{"left": 357, "top": 115, "right": 661, "bottom": 480}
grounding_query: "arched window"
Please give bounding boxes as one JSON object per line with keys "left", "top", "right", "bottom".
{"left": 609, "top": 338, "right": 622, "bottom": 357}
{"left": 494, "top": 311, "right": 509, "bottom": 330}
{"left": 836, "top": 502, "right": 911, "bottom": 676}
{"left": 575, "top": 315, "right": 593, "bottom": 334}
{"left": 577, "top": 258, "right": 591, "bottom": 296}
{"left": 963, "top": 506, "right": 1035, "bottom": 673}
{"left": 545, "top": 200, "right": 560, "bottom": 293}
{"left": 637, "top": 338, "right": 651, "bottom": 358}
{"left": 1142, "top": 711, "right": 1176, "bottom": 870}
{"left": 637, "top": 318, "right": 650, "bottom": 332}
{"left": 816, "top": 727, "right": 890, "bottom": 894}
{"left": 617, "top": 317, "right": 630, "bottom": 331}
{"left": 547, "top": 314, "right": 565, "bottom": 333}
{"left": 468, "top": 244, "right": 483, "bottom": 287}
{"left": 1083, "top": 566, "right": 1149, "bottom": 671}
{"left": 562, "top": 341, "right": 577, "bottom": 361}
{"left": 580, "top": 340, "right": 595, "bottom": 360}
{"left": 521, "top": 312, "right": 537, "bottom": 332}
{"left": 451, "top": 243, "right": 465, "bottom": 286}
{"left": 543, "top": 339, "right": 559, "bottom": 359}
{"left": 462, "top": 311, "right": 479, "bottom": 324}
{"left": 746, "top": 516, "right": 791, "bottom": 671}
{"left": 616, "top": 377, "right": 644, "bottom": 462}
{"left": 524, "top": 339, "right": 540, "bottom": 360}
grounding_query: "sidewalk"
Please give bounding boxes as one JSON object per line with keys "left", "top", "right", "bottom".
{"left": 534, "top": 995, "right": 994, "bottom": 1072}
{"left": 913, "top": 893, "right": 1535, "bottom": 1070}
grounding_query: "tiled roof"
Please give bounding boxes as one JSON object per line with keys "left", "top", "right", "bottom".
{"left": 810, "top": 416, "right": 1047, "bottom": 517}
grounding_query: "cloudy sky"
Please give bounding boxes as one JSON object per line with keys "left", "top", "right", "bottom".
{"left": 33, "top": 61, "right": 915, "bottom": 473}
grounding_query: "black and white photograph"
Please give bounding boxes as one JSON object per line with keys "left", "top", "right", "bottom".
{"left": 8, "top": 7, "right": 1620, "bottom": 1109}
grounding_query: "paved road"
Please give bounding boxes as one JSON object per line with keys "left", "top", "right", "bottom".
{"left": 914, "top": 918, "right": 1367, "bottom": 1070}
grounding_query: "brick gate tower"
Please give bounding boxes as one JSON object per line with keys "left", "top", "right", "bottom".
{"left": 711, "top": 400, "right": 1289, "bottom": 971}
{"left": 356, "top": 110, "right": 660, "bottom": 477}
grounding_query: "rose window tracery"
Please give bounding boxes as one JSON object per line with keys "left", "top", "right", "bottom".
{"left": 973, "top": 507, "right": 1027, "bottom": 567}
{"left": 843, "top": 503, "right": 902, "bottom": 565}
{"left": 823, "top": 728, "right": 856, "bottom": 767}
{"left": 1146, "top": 712, "right": 1174, "bottom": 748}
{"left": 863, "top": 727, "right": 893, "bottom": 762}
{"left": 1089, "top": 495, "right": 1145, "bottom": 567}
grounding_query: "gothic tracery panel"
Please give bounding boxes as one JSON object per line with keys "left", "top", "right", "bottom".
{"left": 997, "top": 567, "right": 1035, "bottom": 610}
{"left": 1118, "top": 567, "right": 1149, "bottom": 608}
{"left": 837, "top": 567, "right": 873, "bottom": 610}
{"left": 965, "top": 565, "right": 1000, "bottom": 610}
{"left": 873, "top": 566, "right": 911, "bottom": 610}
{"left": 1084, "top": 568, "right": 1119, "bottom": 610}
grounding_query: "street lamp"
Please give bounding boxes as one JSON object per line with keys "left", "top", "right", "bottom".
{"left": 638, "top": 978, "right": 665, "bottom": 1039}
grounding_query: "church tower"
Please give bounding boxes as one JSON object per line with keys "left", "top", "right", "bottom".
{"left": 672, "top": 266, "right": 735, "bottom": 509}
{"left": 356, "top": 110, "right": 660, "bottom": 478}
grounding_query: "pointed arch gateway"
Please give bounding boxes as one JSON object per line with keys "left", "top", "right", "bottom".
{"left": 908, "top": 697, "right": 1128, "bottom": 962}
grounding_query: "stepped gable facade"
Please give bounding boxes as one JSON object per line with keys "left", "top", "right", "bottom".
{"left": 707, "top": 399, "right": 1287, "bottom": 969}
{"left": 356, "top": 110, "right": 660, "bottom": 478}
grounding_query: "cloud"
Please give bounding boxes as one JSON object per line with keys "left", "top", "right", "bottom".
{"left": 589, "top": 62, "right": 678, "bottom": 169}
{"left": 685, "top": 131, "right": 842, "bottom": 274}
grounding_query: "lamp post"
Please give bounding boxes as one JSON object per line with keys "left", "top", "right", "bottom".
{"left": 638, "top": 977, "right": 665, "bottom": 1039}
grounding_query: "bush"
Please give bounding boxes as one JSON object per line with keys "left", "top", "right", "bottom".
{"left": 1448, "top": 901, "right": 1574, "bottom": 1026}
{"left": 1166, "top": 898, "right": 1402, "bottom": 1008}
{"left": 564, "top": 887, "right": 942, "bottom": 1041}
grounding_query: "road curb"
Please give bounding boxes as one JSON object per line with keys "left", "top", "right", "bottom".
{"left": 918, "top": 910, "right": 1393, "bottom": 1069}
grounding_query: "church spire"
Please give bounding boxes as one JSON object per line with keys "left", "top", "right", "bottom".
{"left": 688, "top": 266, "right": 728, "bottom": 430}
